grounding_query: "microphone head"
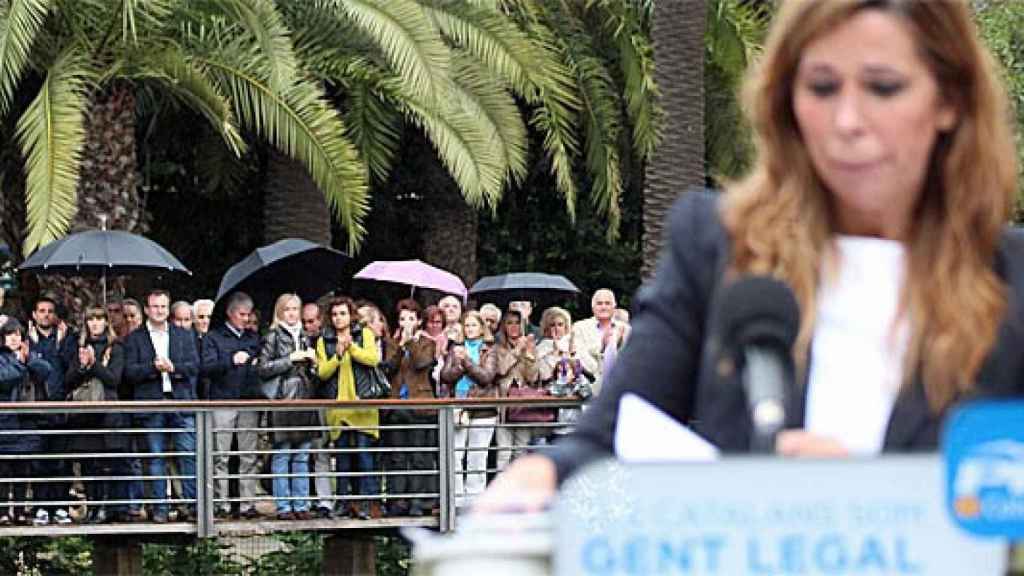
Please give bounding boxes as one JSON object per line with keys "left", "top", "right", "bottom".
{"left": 716, "top": 275, "right": 800, "bottom": 351}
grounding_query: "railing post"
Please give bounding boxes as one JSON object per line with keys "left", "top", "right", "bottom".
{"left": 438, "top": 407, "right": 456, "bottom": 532}
{"left": 196, "top": 409, "right": 215, "bottom": 538}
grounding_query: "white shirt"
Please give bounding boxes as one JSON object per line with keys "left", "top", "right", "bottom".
{"left": 147, "top": 320, "right": 173, "bottom": 394}
{"left": 805, "top": 236, "right": 907, "bottom": 455}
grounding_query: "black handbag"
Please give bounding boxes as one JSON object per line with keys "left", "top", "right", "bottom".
{"left": 351, "top": 325, "right": 391, "bottom": 399}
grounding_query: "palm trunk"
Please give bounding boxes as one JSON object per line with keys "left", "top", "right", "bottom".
{"left": 263, "top": 149, "right": 332, "bottom": 246}
{"left": 421, "top": 183, "right": 479, "bottom": 287}
{"left": 642, "top": 0, "right": 706, "bottom": 278}
{"left": 41, "top": 82, "right": 143, "bottom": 313}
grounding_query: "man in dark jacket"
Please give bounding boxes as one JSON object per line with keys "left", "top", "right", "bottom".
{"left": 122, "top": 289, "right": 199, "bottom": 523}
{"left": 27, "top": 295, "right": 76, "bottom": 526}
{"left": 203, "top": 292, "right": 262, "bottom": 518}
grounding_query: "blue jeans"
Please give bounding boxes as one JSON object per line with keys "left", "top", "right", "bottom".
{"left": 336, "top": 431, "right": 379, "bottom": 500}
{"left": 141, "top": 412, "right": 196, "bottom": 517}
{"left": 271, "top": 440, "right": 311, "bottom": 514}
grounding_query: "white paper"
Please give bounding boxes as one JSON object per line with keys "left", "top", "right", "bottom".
{"left": 614, "top": 392, "right": 720, "bottom": 462}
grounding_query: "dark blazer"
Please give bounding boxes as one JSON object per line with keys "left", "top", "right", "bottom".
{"left": 122, "top": 323, "right": 200, "bottom": 400}
{"left": 550, "top": 192, "right": 1024, "bottom": 483}
{"left": 202, "top": 323, "right": 262, "bottom": 400}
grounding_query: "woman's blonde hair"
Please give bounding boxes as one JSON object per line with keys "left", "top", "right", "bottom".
{"left": 270, "top": 293, "right": 302, "bottom": 329}
{"left": 461, "top": 310, "right": 494, "bottom": 344}
{"left": 540, "top": 307, "right": 572, "bottom": 339}
{"left": 722, "top": 0, "right": 1017, "bottom": 412}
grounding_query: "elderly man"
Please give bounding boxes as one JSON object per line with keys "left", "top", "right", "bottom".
{"left": 203, "top": 292, "right": 263, "bottom": 519}
{"left": 570, "top": 289, "right": 627, "bottom": 395}
{"left": 438, "top": 295, "right": 463, "bottom": 329}
{"left": 479, "top": 303, "right": 502, "bottom": 337}
{"left": 193, "top": 299, "right": 214, "bottom": 336}
{"left": 171, "top": 301, "right": 193, "bottom": 330}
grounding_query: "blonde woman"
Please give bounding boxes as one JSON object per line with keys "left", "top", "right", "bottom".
{"left": 480, "top": 0, "right": 1024, "bottom": 509}
{"left": 440, "top": 311, "right": 496, "bottom": 503}
{"left": 258, "top": 293, "right": 318, "bottom": 520}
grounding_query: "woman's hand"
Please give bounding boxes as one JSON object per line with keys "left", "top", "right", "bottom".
{"left": 775, "top": 430, "right": 849, "bottom": 458}
{"left": 472, "top": 454, "right": 557, "bottom": 514}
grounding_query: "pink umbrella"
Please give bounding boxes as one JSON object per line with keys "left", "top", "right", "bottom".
{"left": 353, "top": 259, "right": 467, "bottom": 300}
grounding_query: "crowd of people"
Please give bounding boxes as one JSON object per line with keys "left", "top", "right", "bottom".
{"left": 0, "top": 285, "right": 630, "bottom": 524}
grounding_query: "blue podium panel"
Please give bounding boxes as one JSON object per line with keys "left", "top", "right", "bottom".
{"left": 555, "top": 457, "right": 1004, "bottom": 576}
{"left": 943, "top": 400, "right": 1024, "bottom": 538}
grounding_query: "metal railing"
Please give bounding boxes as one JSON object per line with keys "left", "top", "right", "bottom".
{"left": 0, "top": 398, "right": 583, "bottom": 537}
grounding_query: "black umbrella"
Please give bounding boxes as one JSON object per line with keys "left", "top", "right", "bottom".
{"left": 215, "top": 238, "right": 349, "bottom": 314}
{"left": 469, "top": 272, "right": 580, "bottom": 305}
{"left": 19, "top": 229, "right": 191, "bottom": 306}
{"left": 19, "top": 229, "right": 191, "bottom": 275}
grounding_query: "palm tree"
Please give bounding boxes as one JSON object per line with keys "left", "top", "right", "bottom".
{"left": 0, "top": 0, "right": 368, "bottom": 259}
{"left": 271, "top": 0, "right": 660, "bottom": 283}
{"left": 641, "top": 0, "right": 706, "bottom": 278}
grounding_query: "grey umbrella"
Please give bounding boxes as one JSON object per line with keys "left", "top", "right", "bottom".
{"left": 19, "top": 228, "right": 191, "bottom": 306}
{"left": 18, "top": 227, "right": 192, "bottom": 307}
{"left": 469, "top": 272, "right": 580, "bottom": 305}
{"left": 19, "top": 230, "right": 191, "bottom": 275}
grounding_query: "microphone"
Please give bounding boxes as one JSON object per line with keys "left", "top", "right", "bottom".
{"left": 715, "top": 276, "right": 801, "bottom": 453}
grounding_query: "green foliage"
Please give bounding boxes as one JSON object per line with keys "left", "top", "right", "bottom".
{"left": 704, "top": 0, "right": 772, "bottom": 183}
{"left": 0, "top": 536, "right": 94, "bottom": 575}
{"left": 0, "top": 0, "right": 372, "bottom": 255}
{"left": 247, "top": 531, "right": 323, "bottom": 575}
{"left": 376, "top": 535, "right": 412, "bottom": 576}
{"left": 142, "top": 539, "right": 247, "bottom": 576}
{"left": 974, "top": 0, "right": 1024, "bottom": 209}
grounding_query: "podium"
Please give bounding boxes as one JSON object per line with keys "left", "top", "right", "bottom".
{"left": 554, "top": 456, "right": 1005, "bottom": 575}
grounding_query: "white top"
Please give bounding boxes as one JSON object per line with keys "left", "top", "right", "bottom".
{"left": 805, "top": 236, "right": 908, "bottom": 455}
{"left": 147, "top": 320, "right": 172, "bottom": 394}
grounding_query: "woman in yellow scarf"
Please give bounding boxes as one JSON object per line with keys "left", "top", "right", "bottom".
{"left": 316, "top": 296, "right": 379, "bottom": 519}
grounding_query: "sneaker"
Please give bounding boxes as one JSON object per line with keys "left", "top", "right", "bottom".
{"left": 0, "top": 514, "right": 10, "bottom": 526}
{"left": 316, "top": 506, "right": 333, "bottom": 519}
{"left": 53, "top": 509, "right": 72, "bottom": 525}
{"left": 241, "top": 508, "right": 260, "bottom": 520}
{"left": 32, "top": 510, "right": 49, "bottom": 526}
{"left": 151, "top": 513, "right": 168, "bottom": 524}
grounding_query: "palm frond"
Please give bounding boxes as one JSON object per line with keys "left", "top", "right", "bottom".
{"left": 16, "top": 45, "right": 91, "bottom": 254}
{"left": 449, "top": 53, "right": 527, "bottom": 187}
{"left": 217, "top": 0, "right": 298, "bottom": 92}
{"left": 132, "top": 47, "right": 246, "bottom": 156}
{"left": 0, "top": 0, "right": 51, "bottom": 116}
{"left": 423, "top": 2, "right": 537, "bottom": 99}
{"left": 517, "top": 16, "right": 581, "bottom": 217}
{"left": 561, "top": 27, "right": 623, "bottom": 239}
{"left": 327, "top": 0, "right": 448, "bottom": 103}
{"left": 343, "top": 69, "right": 402, "bottom": 182}
{"left": 121, "top": 0, "right": 171, "bottom": 44}
{"left": 197, "top": 47, "right": 369, "bottom": 251}
{"left": 402, "top": 89, "right": 505, "bottom": 210}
